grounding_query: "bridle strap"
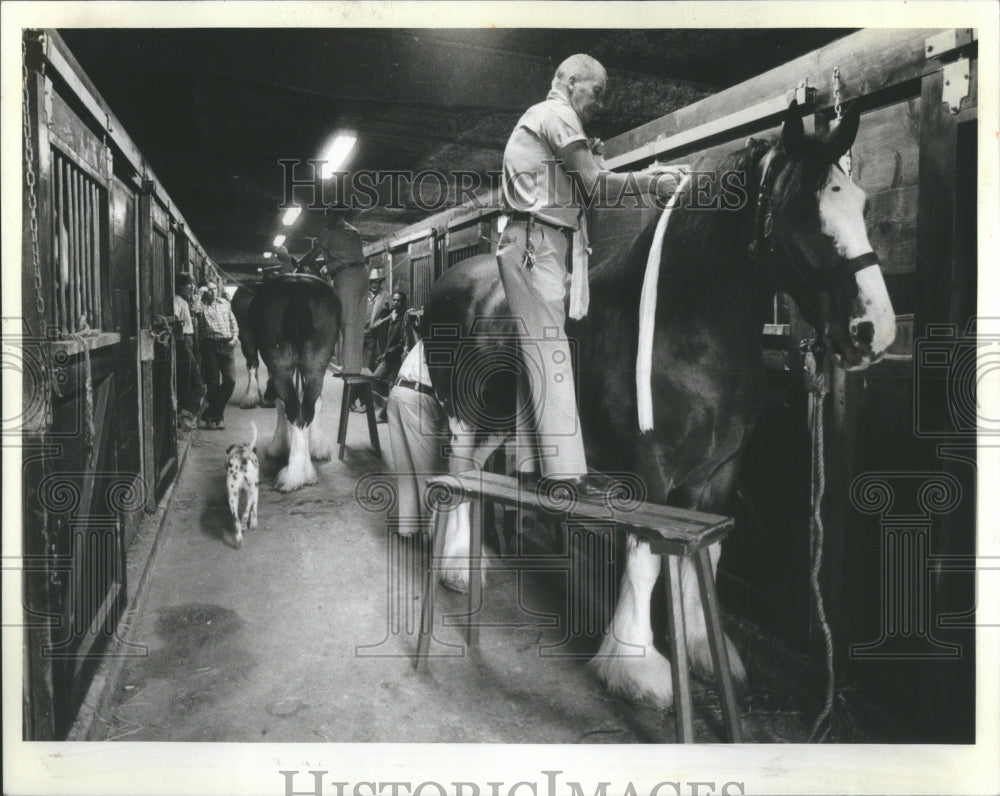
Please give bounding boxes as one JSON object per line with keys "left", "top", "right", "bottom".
{"left": 748, "top": 150, "right": 778, "bottom": 260}
{"left": 811, "top": 250, "right": 880, "bottom": 290}
{"left": 747, "top": 144, "right": 881, "bottom": 293}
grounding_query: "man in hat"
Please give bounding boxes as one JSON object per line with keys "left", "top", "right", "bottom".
{"left": 363, "top": 268, "right": 389, "bottom": 373}
{"left": 298, "top": 205, "right": 370, "bottom": 374}
{"left": 174, "top": 273, "right": 204, "bottom": 430}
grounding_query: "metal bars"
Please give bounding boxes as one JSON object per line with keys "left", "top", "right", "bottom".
{"left": 51, "top": 148, "right": 104, "bottom": 334}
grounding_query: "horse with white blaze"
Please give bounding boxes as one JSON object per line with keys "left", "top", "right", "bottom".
{"left": 419, "top": 101, "right": 895, "bottom": 707}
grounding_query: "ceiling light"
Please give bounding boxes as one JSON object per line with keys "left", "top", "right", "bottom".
{"left": 263, "top": 251, "right": 273, "bottom": 259}
{"left": 273, "top": 234, "right": 287, "bottom": 247}
{"left": 282, "top": 206, "right": 301, "bottom": 226}
{"left": 318, "top": 134, "right": 357, "bottom": 180}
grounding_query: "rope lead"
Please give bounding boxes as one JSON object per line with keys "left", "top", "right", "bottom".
{"left": 803, "top": 343, "right": 834, "bottom": 741}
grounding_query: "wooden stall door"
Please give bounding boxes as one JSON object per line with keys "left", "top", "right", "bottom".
{"left": 138, "top": 193, "right": 178, "bottom": 507}
{"left": 109, "top": 175, "right": 144, "bottom": 545}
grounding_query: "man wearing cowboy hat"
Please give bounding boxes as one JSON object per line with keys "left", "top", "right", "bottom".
{"left": 298, "top": 203, "right": 370, "bottom": 374}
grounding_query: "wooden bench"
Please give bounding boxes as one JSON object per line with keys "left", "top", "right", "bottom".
{"left": 413, "top": 469, "right": 741, "bottom": 743}
{"left": 334, "top": 373, "right": 381, "bottom": 460}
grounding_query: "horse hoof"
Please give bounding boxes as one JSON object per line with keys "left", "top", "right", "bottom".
{"left": 438, "top": 570, "right": 469, "bottom": 594}
{"left": 589, "top": 639, "right": 674, "bottom": 709}
{"left": 688, "top": 633, "right": 747, "bottom": 684}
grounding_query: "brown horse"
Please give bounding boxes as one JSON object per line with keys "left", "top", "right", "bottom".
{"left": 420, "top": 102, "right": 895, "bottom": 706}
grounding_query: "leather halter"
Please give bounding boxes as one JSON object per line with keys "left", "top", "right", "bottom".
{"left": 747, "top": 148, "right": 881, "bottom": 293}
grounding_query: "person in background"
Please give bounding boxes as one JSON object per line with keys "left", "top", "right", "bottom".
{"left": 385, "top": 338, "right": 448, "bottom": 534}
{"left": 174, "top": 274, "right": 204, "bottom": 430}
{"left": 363, "top": 269, "right": 389, "bottom": 373}
{"left": 297, "top": 205, "right": 370, "bottom": 374}
{"left": 371, "top": 290, "right": 409, "bottom": 421}
{"left": 197, "top": 278, "right": 239, "bottom": 430}
{"left": 274, "top": 245, "right": 298, "bottom": 275}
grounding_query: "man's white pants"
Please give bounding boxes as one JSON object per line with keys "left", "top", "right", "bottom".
{"left": 495, "top": 220, "right": 587, "bottom": 478}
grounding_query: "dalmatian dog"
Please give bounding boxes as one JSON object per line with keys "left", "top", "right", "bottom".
{"left": 225, "top": 422, "right": 259, "bottom": 549}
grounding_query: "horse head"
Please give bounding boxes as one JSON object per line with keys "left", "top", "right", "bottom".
{"left": 757, "top": 101, "right": 896, "bottom": 369}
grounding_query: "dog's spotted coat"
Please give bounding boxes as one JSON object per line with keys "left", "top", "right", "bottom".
{"left": 225, "top": 422, "right": 259, "bottom": 549}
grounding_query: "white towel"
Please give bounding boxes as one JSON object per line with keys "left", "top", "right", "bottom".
{"left": 568, "top": 211, "right": 590, "bottom": 320}
{"left": 636, "top": 175, "right": 691, "bottom": 433}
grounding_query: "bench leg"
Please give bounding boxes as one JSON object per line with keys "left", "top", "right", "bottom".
{"left": 694, "top": 546, "right": 742, "bottom": 742}
{"left": 337, "top": 381, "right": 351, "bottom": 461}
{"left": 663, "top": 554, "right": 694, "bottom": 743}
{"left": 364, "top": 385, "right": 382, "bottom": 457}
{"left": 414, "top": 507, "right": 449, "bottom": 669}
{"left": 467, "top": 496, "right": 482, "bottom": 647}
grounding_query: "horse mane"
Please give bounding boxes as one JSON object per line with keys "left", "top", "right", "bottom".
{"left": 590, "top": 130, "right": 834, "bottom": 325}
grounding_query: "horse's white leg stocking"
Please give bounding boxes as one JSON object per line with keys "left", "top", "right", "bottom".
{"left": 275, "top": 421, "right": 317, "bottom": 492}
{"left": 309, "top": 397, "right": 332, "bottom": 461}
{"left": 240, "top": 365, "right": 262, "bottom": 408}
{"left": 589, "top": 535, "right": 673, "bottom": 707}
{"left": 682, "top": 541, "right": 746, "bottom": 682}
{"left": 267, "top": 400, "right": 290, "bottom": 459}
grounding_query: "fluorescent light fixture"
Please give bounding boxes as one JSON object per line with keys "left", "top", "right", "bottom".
{"left": 282, "top": 206, "right": 302, "bottom": 226}
{"left": 273, "top": 234, "right": 287, "bottom": 247}
{"left": 263, "top": 251, "right": 273, "bottom": 259}
{"left": 319, "top": 134, "right": 357, "bottom": 180}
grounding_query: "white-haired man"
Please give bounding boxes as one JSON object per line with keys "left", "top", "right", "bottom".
{"left": 499, "top": 53, "right": 681, "bottom": 497}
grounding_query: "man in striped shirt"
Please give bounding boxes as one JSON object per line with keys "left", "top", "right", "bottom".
{"left": 197, "top": 279, "right": 239, "bottom": 430}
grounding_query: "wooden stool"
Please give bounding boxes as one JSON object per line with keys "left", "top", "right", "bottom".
{"left": 413, "top": 470, "right": 742, "bottom": 743}
{"left": 335, "top": 374, "right": 381, "bottom": 460}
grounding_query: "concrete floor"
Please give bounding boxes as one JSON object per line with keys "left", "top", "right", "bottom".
{"left": 81, "top": 354, "right": 873, "bottom": 745}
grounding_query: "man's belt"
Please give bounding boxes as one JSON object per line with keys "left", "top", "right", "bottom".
{"left": 396, "top": 378, "right": 435, "bottom": 398}
{"left": 507, "top": 212, "right": 576, "bottom": 234}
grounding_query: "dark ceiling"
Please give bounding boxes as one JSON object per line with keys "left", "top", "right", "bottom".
{"left": 58, "top": 27, "right": 852, "bottom": 268}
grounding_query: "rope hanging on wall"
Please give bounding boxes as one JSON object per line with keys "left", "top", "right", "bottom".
{"left": 803, "top": 343, "right": 834, "bottom": 741}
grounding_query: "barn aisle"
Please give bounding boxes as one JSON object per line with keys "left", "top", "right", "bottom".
{"left": 75, "top": 352, "right": 828, "bottom": 744}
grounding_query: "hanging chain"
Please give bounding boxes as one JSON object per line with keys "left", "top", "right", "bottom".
{"left": 23, "top": 34, "right": 56, "bottom": 431}
{"left": 832, "top": 66, "right": 852, "bottom": 177}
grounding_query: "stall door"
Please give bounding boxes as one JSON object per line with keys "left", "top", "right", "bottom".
{"left": 139, "top": 194, "right": 177, "bottom": 506}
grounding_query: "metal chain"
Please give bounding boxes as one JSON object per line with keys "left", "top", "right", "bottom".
{"left": 23, "top": 34, "right": 55, "bottom": 431}
{"left": 832, "top": 66, "right": 852, "bottom": 177}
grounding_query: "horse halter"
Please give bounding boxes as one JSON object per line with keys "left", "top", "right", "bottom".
{"left": 747, "top": 147, "right": 880, "bottom": 294}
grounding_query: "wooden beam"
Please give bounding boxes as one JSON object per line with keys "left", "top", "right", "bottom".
{"left": 605, "top": 29, "right": 950, "bottom": 160}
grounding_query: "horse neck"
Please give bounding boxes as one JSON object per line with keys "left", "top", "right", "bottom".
{"left": 655, "top": 196, "right": 775, "bottom": 355}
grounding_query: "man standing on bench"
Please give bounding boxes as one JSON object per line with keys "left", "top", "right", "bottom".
{"left": 498, "top": 53, "right": 680, "bottom": 497}
{"left": 298, "top": 203, "right": 370, "bottom": 374}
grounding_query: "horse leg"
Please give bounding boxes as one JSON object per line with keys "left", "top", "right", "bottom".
{"left": 267, "top": 398, "right": 290, "bottom": 460}
{"left": 435, "top": 419, "right": 504, "bottom": 593}
{"left": 274, "top": 370, "right": 317, "bottom": 492}
{"left": 240, "top": 364, "right": 262, "bottom": 408}
{"left": 308, "top": 395, "right": 332, "bottom": 461}
{"left": 589, "top": 534, "right": 674, "bottom": 708}
{"left": 680, "top": 459, "right": 747, "bottom": 683}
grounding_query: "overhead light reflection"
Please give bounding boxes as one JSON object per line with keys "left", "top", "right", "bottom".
{"left": 273, "top": 234, "right": 287, "bottom": 247}
{"left": 282, "top": 206, "right": 301, "bottom": 226}
{"left": 319, "top": 134, "right": 357, "bottom": 180}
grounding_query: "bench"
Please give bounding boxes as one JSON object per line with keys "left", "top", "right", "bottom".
{"left": 413, "top": 469, "right": 742, "bottom": 743}
{"left": 334, "top": 373, "right": 381, "bottom": 460}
